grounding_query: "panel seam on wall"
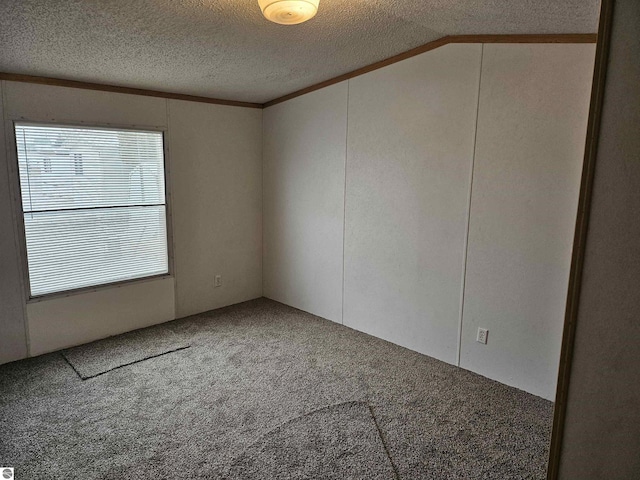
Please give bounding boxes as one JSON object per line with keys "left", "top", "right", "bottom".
{"left": 341, "top": 81, "right": 350, "bottom": 325}
{"left": 456, "top": 44, "right": 484, "bottom": 367}
{"left": 261, "top": 105, "right": 265, "bottom": 298}
{"left": 166, "top": 98, "right": 179, "bottom": 320}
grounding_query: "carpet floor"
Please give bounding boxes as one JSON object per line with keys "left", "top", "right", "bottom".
{"left": 62, "top": 324, "right": 190, "bottom": 379}
{"left": 0, "top": 298, "right": 553, "bottom": 479}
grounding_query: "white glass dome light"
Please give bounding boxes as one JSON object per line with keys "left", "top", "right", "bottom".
{"left": 258, "top": 0, "right": 320, "bottom": 25}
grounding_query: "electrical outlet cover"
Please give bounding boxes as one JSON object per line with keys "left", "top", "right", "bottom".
{"left": 477, "top": 328, "right": 488, "bottom": 344}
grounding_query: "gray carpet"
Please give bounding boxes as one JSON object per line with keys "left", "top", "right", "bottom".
{"left": 226, "top": 401, "right": 397, "bottom": 479}
{"left": 0, "top": 298, "right": 553, "bottom": 479}
{"left": 62, "top": 325, "right": 190, "bottom": 379}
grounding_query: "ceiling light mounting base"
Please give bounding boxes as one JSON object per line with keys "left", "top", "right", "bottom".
{"left": 258, "top": 0, "right": 319, "bottom": 25}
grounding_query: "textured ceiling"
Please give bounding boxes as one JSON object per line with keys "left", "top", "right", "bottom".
{"left": 0, "top": 0, "right": 600, "bottom": 103}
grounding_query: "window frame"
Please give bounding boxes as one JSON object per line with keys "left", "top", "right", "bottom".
{"left": 7, "top": 118, "right": 175, "bottom": 303}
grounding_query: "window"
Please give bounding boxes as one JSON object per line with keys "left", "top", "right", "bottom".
{"left": 15, "top": 123, "right": 169, "bottom": 297}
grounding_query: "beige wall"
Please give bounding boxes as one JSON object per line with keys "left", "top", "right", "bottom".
{"left": 559, "top": 0, "right": 640, "bottom": 477}
{"left": 460, "top": 44, "right": 595, "bottom": 399}
{"left": 0, "top": 81, "right": 263, "bottom": 358}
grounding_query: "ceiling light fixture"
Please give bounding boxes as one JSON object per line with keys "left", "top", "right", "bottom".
{"left": 258, "top": 0, "right": 319, "bottom": 25}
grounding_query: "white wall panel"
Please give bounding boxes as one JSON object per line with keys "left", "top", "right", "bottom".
{"left": 168, "top": 100, "right": 262, "bottom": 318}
{"left": 263, "top": 83, "right": 348, "bottom": 323}
{"left": 460, "top": 44, "right": 595, "bottom": 399}
{"left": 27, "top": 277, "right": 175, "bottom": 355}
{"left": 343, "top": 44, "right": 482, "bottom": 364}
{"left": 3, "top": 82, "right": 167, "bottom": 128}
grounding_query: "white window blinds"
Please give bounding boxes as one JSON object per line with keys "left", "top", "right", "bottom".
{"left": 15, "top": 123, "right": 169, "bottom": 297}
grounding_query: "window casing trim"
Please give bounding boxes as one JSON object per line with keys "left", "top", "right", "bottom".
{"left": 26, "top": 273, "right": 174, "bottom": 304}
{"left": 6, "top": 118, "right": 176, "bottom": 302}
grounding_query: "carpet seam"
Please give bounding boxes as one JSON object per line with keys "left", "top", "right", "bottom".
{"left": 60, "top": 351, "right": 86, "bottom": 380}
{"left": 225, "top": 400, "right": 401, "bottom": 479}
{"left": 62, "top": 345, "right": 191, "bottom": 380}
{"left": 226, "top": 401, "right": 372, "bottom": 471}
{"left": 232, "top": 400, "right": 366, "bottom": 451}
{"left": 368, "top": 404, "right": 402, "bottom": 480}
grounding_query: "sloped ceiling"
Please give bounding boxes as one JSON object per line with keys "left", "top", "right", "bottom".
{"left": 0, "top": 0, "right": 600, "bottom": 103}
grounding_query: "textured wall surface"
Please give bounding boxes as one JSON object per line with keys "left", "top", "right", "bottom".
{"left": 263, "top": 83, "right": 348, "bottom": 323}
{"left": 344, "top": 44, "right": 482, "bottom": 365}
{"left": 169, "top": 99, "right": 263, "bottom": 318}
{"left": 0, "top": 0, "right": 600, "bottom": 103}
{"left": 0, "top": 81, "right": 28, "bottom": 364}
{"left": 460, "top": 44, "right": 595, "bottom": 400}
{"left": 559, "top": 1, "right": 640, "bottom": 477}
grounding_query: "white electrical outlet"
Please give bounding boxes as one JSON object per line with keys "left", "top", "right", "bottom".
{"left": 214, "top": 275, "right": 222, "bottom": 287}
{"left": 477, "top": 328, "right": 488, "bottom": 345}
